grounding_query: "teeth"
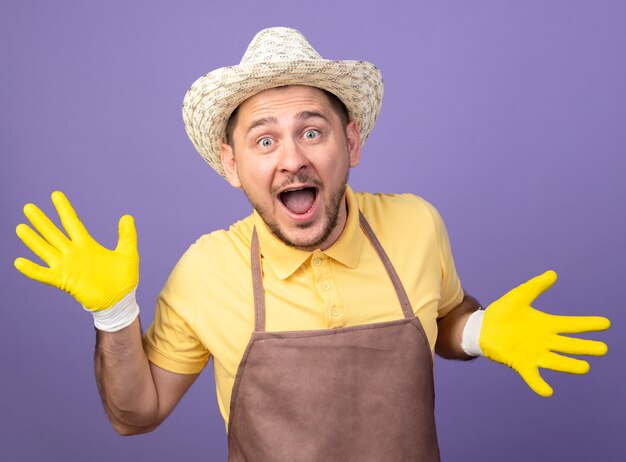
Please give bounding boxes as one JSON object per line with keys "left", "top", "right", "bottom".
{"left": 282, "top": 186, "right": 307, "bottom": 193}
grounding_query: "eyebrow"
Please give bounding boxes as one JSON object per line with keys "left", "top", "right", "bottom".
{"left": 295, "top": 110, "right": 330, "bottom": 123}
{"left": 245, "top": 110, "right": 330, "bottom": 136}
{"left": 245, "top": 116, "right": 279, "bottom": 135}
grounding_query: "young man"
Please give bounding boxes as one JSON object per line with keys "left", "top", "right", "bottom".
{"left": 15, "top": 28, "right": 610, "bottom": 461}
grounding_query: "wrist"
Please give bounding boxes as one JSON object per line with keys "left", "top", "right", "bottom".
{"left": 461, "top": 309, "right": 485, "bottom": 357}
{"left": 84, "top": 288, "right": 140, "bottom": 332}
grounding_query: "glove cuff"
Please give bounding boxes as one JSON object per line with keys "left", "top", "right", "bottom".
{"left": 84, "top": 288, "right": 140, "bottom": 332}
{"left": 461, "top": 309, "right": 485, "bottom": 357}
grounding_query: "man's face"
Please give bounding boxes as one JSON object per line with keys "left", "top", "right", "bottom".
{"left": 221, "top": 86, "right": 361, "bottom": 251}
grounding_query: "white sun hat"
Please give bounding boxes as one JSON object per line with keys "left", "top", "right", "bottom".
{"left": 182, "top": 27, "right": 384, "bottom": 178}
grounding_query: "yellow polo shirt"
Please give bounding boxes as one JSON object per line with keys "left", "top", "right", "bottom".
{"left": 143, "top": 186, "right": 463, "bottom": 424}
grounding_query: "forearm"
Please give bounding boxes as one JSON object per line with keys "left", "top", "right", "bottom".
{"left": 435, "top": 293, "right": 481, "bottom": 360}
{"left": 94, "top": 317, "right": 158, "bottom": 435}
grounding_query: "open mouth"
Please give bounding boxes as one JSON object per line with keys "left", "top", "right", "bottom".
{"left": 279, "top": 187, "right": 318, "bottom": 215}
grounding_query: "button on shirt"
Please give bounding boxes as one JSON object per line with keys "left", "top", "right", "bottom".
{"left": 143, "top": 186, "right": 464, "bottom": 425}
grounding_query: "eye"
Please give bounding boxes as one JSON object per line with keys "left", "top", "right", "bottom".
{"left": 257, "top": 137, "right": 273, "bottom": 148}
{"left": 303, "top": 129, "right": 320, "bottom": 140}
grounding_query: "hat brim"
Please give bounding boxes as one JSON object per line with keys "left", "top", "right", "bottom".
{"left": 182, "top": 59, "right": 383, "bottom": 178}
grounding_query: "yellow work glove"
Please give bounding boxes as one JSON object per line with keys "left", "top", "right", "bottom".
{"left": 15, "top": 191, "right": 140, "bottom": 331}
{"left": 476, "top": 270, "right": 610, "bottom": 397}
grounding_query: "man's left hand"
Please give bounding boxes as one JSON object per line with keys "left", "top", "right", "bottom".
{"left": 476, "top": 270, "right": 610, "bottom": 397}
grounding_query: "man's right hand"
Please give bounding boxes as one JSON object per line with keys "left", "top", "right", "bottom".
{"left": 15, "top": 191, "right": 139, "bottom": 314}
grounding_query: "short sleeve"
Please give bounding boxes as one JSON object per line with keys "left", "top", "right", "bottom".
{"left": 422, "top": 201, "right": 464, "bottom": 318}
{"left": 143, "top": 243, "right": 210, "bottom": 374}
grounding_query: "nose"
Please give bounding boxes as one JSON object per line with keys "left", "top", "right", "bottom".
{"left": 277, "top": 138, "right": 310, "bottom": 173}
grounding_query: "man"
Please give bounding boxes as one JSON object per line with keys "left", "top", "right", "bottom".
{"left": 15, "top": 27, "right": 610, "bottom": 461}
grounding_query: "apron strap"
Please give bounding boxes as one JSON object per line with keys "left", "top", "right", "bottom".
{"left": 358, "top": 212, "right": 415, "bottom": 320}
{"left": 249, "top": 211, "right": 416, "bottom": 332}
{"left": 251, "top": 228, "right": 266, "bottom": 332}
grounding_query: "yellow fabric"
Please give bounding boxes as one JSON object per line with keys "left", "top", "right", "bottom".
{"left": 143, "top": 186, "right": 463, "bottom": 423}
{"left": 15, "top": 191, "right": 139, "bottom": 311}
{"left": 479, "top": 270, "right": 611, "bottom": 397}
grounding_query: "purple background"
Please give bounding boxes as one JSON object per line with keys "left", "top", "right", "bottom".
{"left": 1, "top": 1, "right": 624, "bottom": 460}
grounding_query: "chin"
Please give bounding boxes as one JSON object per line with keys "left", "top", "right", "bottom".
{"left": 286, "top": 223, "right": 334, "bottom": 250}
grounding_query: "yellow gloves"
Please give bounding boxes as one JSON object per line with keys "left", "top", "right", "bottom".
{"left": 479, "top": 270, "right": 610, "bottom": 397}
{"left": 15, "top": 191, "right": 139, "bottom": 329}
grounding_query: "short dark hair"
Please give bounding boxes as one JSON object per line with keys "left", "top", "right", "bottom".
{"left": 224, "top": 87, "right": 350, "bottom": 146}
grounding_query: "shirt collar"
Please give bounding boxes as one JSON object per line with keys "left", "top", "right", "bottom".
{"left": 253, "top": 185, "right": 364, "bottom": 280}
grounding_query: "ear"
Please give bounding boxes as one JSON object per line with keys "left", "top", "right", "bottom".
{"left": 220, "top": 143, "right": 242, "bottom": 188}
{"left": 346, "top": 121, "right": 362, "bottom": 168}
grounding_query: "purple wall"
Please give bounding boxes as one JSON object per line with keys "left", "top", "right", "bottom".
{"left": 2, "top": 1, "right": 624, "bottom": 460}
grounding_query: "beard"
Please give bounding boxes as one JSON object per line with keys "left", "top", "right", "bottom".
{"left": 243, "top": 168, "right": 349, "bottom": 251}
